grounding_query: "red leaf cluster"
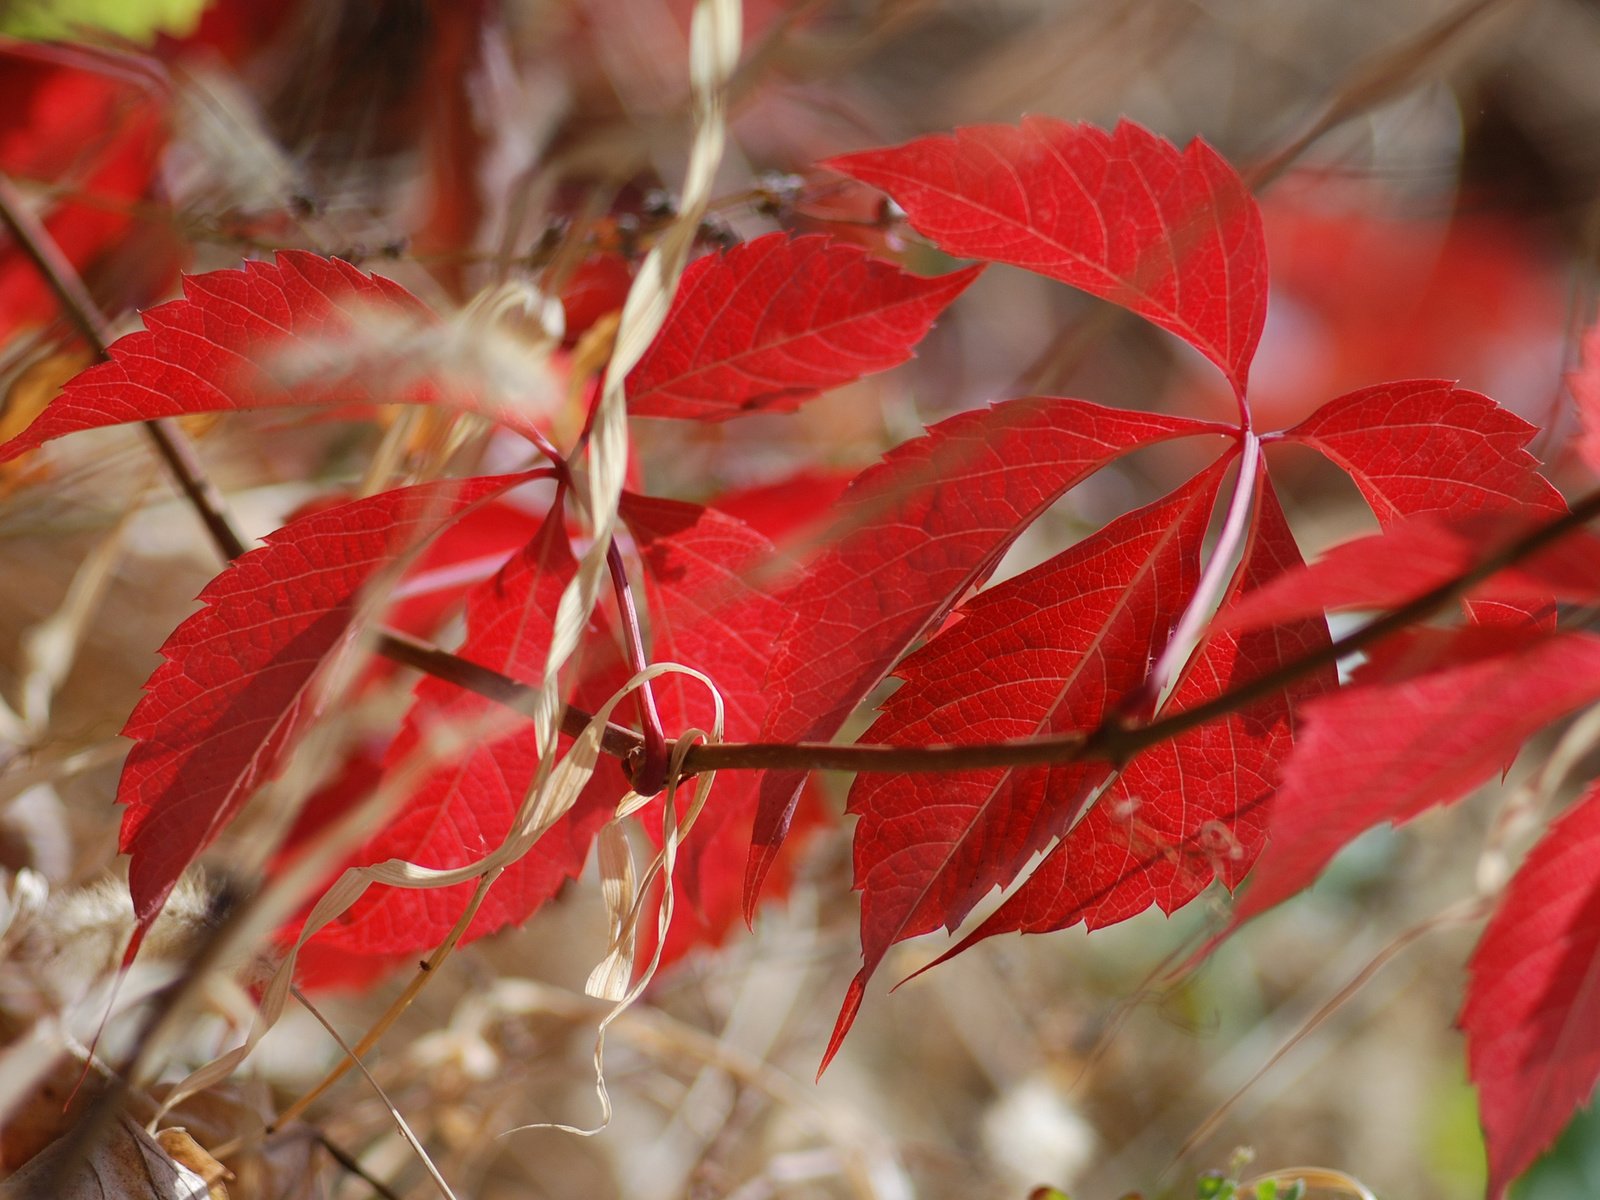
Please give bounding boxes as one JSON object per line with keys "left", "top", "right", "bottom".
{"left": 4, "top": 110, "right": 1596, "bottom": 1197}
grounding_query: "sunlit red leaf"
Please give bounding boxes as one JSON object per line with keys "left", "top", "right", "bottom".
{"left": 1227, "top": 629, "right": 1600, "bottom": 929}
{"left": 0, "top": 251, "right": 547, "bottom": 467}
{"left": 384, "top": 497, "right": 551, "bottom": 639}
{"left": 748, "top": 396, "right": 1229, "bottom": 913}
{"left": 1463, "top": 779, "right": 1600, "bottom": 1200}
{"left": 1285, "top": 380, "right": 1567, "bottom": 626}
{"left": 627, "top": 234, "right": 980, "bottom": 421}
{"left": 825, "top": 460, "right": 1228, "bottom": 1067}
{"left": 936, "top": 473, "right": 1334, "bottom": 957}
{"left": 118, "top": 472, "right": 539, "bottom": 963}
{"left": 1283, "top": 381, "right": 1564, "bottom": 522}
{"left": 827, "top": 118, "right": 1267, "bottom": 398}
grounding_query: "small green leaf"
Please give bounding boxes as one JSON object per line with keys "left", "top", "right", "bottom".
{"left": 1, "top": 0, "right": 211, "bottom": 45}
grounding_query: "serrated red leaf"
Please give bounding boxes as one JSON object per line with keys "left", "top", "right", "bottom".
{"left": 826, "top": 118, "right": 1267, "bottom": 398}
{"left": 385, "top": 496, "right": 551, "bottom": 639}
{"left": 824, "top": 460, "right": 1228, "bottom": 1067}
{"left": 303, "top": 503, "right": 620, "bottom": 957}
{"left": 748, "top": 396, "right": 1229, "bottom": 913}
{"left": 937, "top": 473, "right": 1334, "bottom": 956}
{"left": 626, "top": 234, "right": 980, "bottom": 421}
{"left": 1283, "top": 381, "right": 1564, "bottom": 522}
{"left": 1463, "top": 778, "right": 1600, "bottom": 1199}
{"left": 1216, "top": 510, "right": 1600, "bottom": 636}
{"left": 1284, "top": 380, "right": 1566, "bottom": 627}
{"left": 1228, "top": 630, "right": 1600, "bottom": 929}
{"left": 118, "top": 473, "right": 538, "bottom": 962}
{"left": 305, "top": 492, "right": 790, "bottom": 966}
{"left": 0, "top": 251, "right": 546, "bottom": 466}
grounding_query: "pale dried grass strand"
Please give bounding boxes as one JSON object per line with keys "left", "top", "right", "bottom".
{"left": 292, "top": 985, "right": 458, "bottom": 1200}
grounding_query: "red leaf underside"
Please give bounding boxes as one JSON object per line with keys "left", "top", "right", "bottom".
{"left": 1463, "top": 778, "right": 1600, "bottom": 1199}
{"left": 627, "top": 233, "right": 981, "bottom": 421}
{"left": 942, "top": 470, "right": 1335, "bottom": 957}
{"left": 826, "top": 457, "right": 1230, "bottom": 1067}
{"left": 119, "top": 473, "right": 540, "bottom": 962}
{"left": 827, "top": 118, "right": 1267, "bottom": 398}
{"left": 748, "top": 395, "right": 1228, "bottom": 914}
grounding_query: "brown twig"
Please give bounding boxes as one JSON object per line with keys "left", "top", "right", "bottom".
{"left": 675, "top": 486, "right": 1600, "bottom": 777}
{"left": 0, "top": 171, "right": 250, "bottom": 562}
{"left": 8, "top": 138, "right": 1598, "bottom": 785}
{"left": 0, "top": 170, "right": 645, "bottom": 760}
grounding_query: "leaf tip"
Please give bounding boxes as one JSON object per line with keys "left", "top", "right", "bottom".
{"left": 819, "top": 972, "right": 867, "bottom": 1078}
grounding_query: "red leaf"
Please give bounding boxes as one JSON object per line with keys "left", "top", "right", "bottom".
{"left": 827, "top": 118, "right": 1267, "bottom": 398}
{"left": 0, "top": 251, "right": 545, "bottom": 466}
{"left": 304, "top": 504, "right": 620, "bottom": 957}
{"left": 1283, "top": 381, "right": 1564, "bottom": 522}
{"left": 1228, "top": 629, "right": 1600, "bottom": 929}
{"left": 385, "top": 497, "right": 551, "bottom": 640}
{"left": 0, "top": 53, "right": 173, "bottom": 338}
{"left": 626, "top": 234, "right": 980, "bottom": 421}
{"left": 1463, "top": 779, "right": 1600, "bottom": 1199}
{"left": 936, "top": 473, "right": 1334, "bottom": 954}
{"left": 1285, "top": 381, "right": 1566, "bottom": 626}
{"left": 306, "top": 492, "right": 791, "bottom": 965}
{"left": 118, "top": 473, "right": 538, "bottom": 962}
{"left": 748, "top": 396, "right": 1228, "bottom": 913}
{"left": 824, "top": 460, "right": 1228, "bottom": 1068}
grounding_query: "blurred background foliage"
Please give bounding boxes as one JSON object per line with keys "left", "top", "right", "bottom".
{"left": 2, "top": 1, "right": 1599, "bottom": 1197}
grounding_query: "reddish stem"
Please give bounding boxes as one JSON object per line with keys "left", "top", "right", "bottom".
{"left": 1121, "top": 431, "right": 1260, "bottom": 718}
{"left": 527, "top": 429, "right": 671, "bottom": 789}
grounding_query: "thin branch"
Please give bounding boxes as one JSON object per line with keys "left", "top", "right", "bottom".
{"left": 374, "top": 629, "right": 641, "bottom": 758}
{"left": 676, "top": 486, "right": 1600, "bottom": 776}
{"left": 607, "top": 541, "right": 670, "bottom": 791}
{"left": 0, "top": 171, "right": 250, "bottom": 562}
